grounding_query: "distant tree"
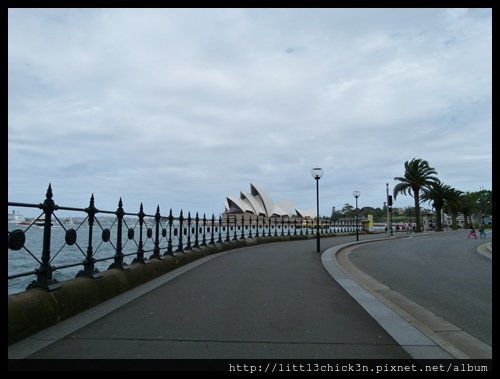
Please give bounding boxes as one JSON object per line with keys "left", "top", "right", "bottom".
{"left": 476, "top": 189, "right": 492, "bottom": 223}
{"left": 421, "top": 181, "right": 452, "bottom": 232}
{"left": 372, "top": 207, "right": 386, "bottom": 222}
{"left": 393, "top": 208, "right": 405, "bottom": 216}
{"left": 330, "top": 209, "right": 342, "bottom": 222}
{"left": 341, "top": 203, "right": 354, "bottom": 218}
{"left": 443, "top": 188, "right": 463, "bottom": 230}
{"left": 459, "top": 191, "right": 491, "bottom": 227}
{"left": 393, "top": 158, "right": 440, "bottom": 232}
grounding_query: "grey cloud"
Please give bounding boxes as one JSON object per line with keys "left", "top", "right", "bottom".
{"left": 8, "top": 8, "right": 491, "bottom": 217}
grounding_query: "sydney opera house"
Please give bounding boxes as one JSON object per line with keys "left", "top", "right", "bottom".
{"left": 223, "top": 183, "right": 316, "bottom": 219}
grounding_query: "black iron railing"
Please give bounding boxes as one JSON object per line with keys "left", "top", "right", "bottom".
{"left": 8, "top": 184, "right": 360, "bottom": 294}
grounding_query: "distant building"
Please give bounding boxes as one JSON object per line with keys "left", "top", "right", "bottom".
{"left": 443, "top": 212, "right": 491, "bottom": 228}
{"left": 223, "top": 183, "right": 316, "bottom": 219}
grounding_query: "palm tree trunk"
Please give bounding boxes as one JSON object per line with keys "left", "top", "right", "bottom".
{"left": 435, "top": 206, "right": 443, "bottom": 231}
{"left": 463, "top": 212, "right": 470, "bottom": 228}
{"left": 451, "top": 213, "right": 458, "bottom": 230}
{"left": 414, "top": 190, "right": 422, "bottom": 232}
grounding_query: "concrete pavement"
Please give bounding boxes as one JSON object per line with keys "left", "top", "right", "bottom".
{"left": 9, "top": 231, "right": 490, "bottom": 362}
{"left": 10, "top": 235, "right": 412, "bottom": 360}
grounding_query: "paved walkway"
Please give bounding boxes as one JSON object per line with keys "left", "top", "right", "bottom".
{"left": 11, "top": 231, "right": 488, "bottom": 364}
{"left": 10, "top": 235, "right": 413, "bottom": 360}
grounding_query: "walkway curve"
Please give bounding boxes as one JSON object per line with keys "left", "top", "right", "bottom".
{"left": 477, "top": 242, "right": 492, "bottom": 259}
{"left": 8, "top": 251, "right": 231, "bottom": 359}
{"left": 321, "top": 238, "right": 492, "bottom": 359}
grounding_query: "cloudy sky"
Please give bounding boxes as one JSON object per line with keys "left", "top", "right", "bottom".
{"left": 8, "top": 8, "right": 491, "bottom": 218}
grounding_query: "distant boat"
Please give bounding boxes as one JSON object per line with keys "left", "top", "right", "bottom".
{"left": 16, "top": 218, "right": 53, "bottom": 227}
{"left": 34, "top": 218, "right": 53, "bottom": 227}
{"left": 16, "top": 219, "right": 33, "bottom": 226}
{"left": 8, "top": 210, "right": 24, "bottom": 223}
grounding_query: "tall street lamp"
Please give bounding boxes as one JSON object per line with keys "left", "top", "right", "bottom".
{"left": 311, "top": 167, "right": 323, "bottom": 253}
{"left": 353, "top": 190, "right": 360, "bottom": 241}
{"left": 386, "top": 183, "right": 391, "bottom": 238}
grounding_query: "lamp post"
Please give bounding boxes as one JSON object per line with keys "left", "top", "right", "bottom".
{"left": 386, "top": 183, "right": 391, "bottom": 237}
{"left": 353, "top": 190, "right": 360, "bottom": 241}
{"left": 311, "top": 167, "right": 323, "bottom": 253}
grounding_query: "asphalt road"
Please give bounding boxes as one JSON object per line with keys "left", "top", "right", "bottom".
{"left": 349, "top": 230, "right": 492, "bottom": 345}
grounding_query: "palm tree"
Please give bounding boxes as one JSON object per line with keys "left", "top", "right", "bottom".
{"left": 476, "top": 189, "right": 492, "bottom": 224}
{"left": 443, "top": 188, "right": 463, "bottom": 230}
{"left": 393, "top": 158, "right": 440, "bottom": 232}
{"left": 459, "top": 192, "right": 480, "bottom": 228}
{"left": 420, "top": 181, "right": 452, "bottom": 231}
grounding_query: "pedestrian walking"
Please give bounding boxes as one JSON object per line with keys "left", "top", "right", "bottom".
{"left": 479, "top": 225, "right": 487, "bottom": 239}
{"left": 467, "top": 225, "right": 477, "bottom": 239}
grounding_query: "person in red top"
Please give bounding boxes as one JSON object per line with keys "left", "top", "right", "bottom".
{"left": 467, "top": 225, "right": 477, "bottom": 239}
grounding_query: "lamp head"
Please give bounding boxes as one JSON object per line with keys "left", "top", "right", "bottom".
{"left": 311, "top": 167, "right": 324, "bottom": 180}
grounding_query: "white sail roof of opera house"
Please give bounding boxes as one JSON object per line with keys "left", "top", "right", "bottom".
{"left": 224, "top": 183, "right": 316, "bottom": 218}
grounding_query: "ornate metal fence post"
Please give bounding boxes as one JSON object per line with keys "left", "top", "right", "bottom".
{"left": 77, "top": 194, "right": 102, "bottom": 277}
{"left": 150, "top": 205, "right": 162, "bottom": 260}
{"left": 248, "top": 215, "right": 253, "bottom": 238}
{"left": 133, "top": 203, "right": 146, "bottom": 264}
{"left": 165, "top": 209, "right": 173, "bottom": 256}
{"left": 176, "top": 210, "right": 184, "bottom": 253}
{"left": 217, "top": 215, "right": 222, "bottom": 243}
{"left": 225, "top": 214, "right": 230, "bottom": 242}
{"left": 240, "top": 215, "right": 245, "bottom": 239}
{"left": 186, "top": 212, "right": 192, "bottom": 251}
{"left": 233, "top": 216, "right": 238, "bottom": 241}
{"left": 193, "top": 212, "right": 200, "bottom": 248}
{"left": 255, "top": 216, "right": 259, "bottom": 237}
{"left": 201, "top": 214, "right": 207, "bottom": 246}
{"left": 27, "top": 184, "right": 61, "bottom": 291}
{"left": 109, "top": 198, "right": 129, "bottom": 270}
{"left": 209, "top": 214, "right": 215, "bottom": 245}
